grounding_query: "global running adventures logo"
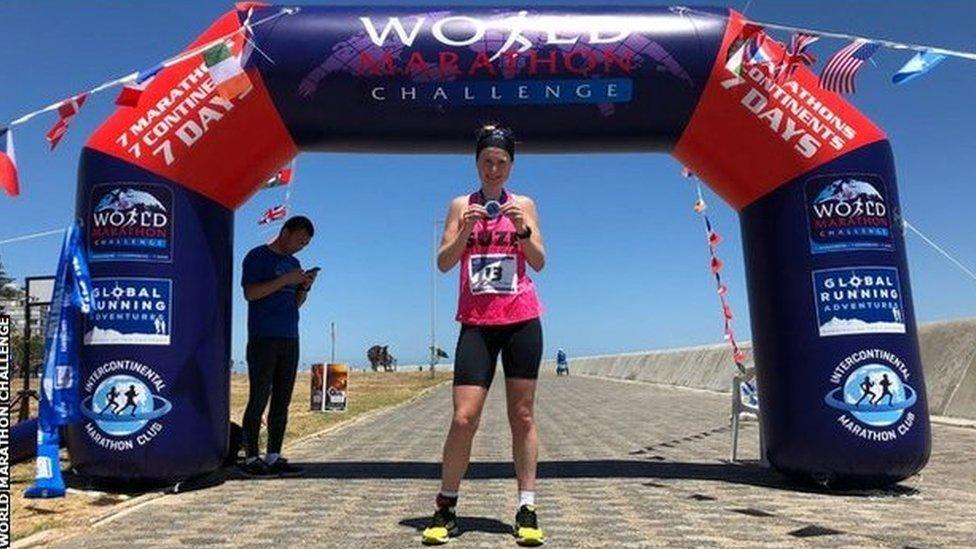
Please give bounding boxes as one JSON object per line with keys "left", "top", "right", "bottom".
{"left": 88, "top": 183, "right": 173, "bottom": 263}
{"left": 80, "top": 360, "right": 171, "bottom": 451}
{"left": 824, "top": 349, "right": 917, "bottom": 442}
{"left": 812, "top": 266, "right": 906, "bottom": 337}
{"left": 84, "top": 278, "right": 172, "bottom": 346}
{"left": 806, "top": 174, "right": 893, "bottom": 254}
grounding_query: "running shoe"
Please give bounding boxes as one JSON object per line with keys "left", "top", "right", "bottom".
{"left": 421, "top": 507, "right": 459, "bottom": 545}
{"left": 267, "top": 457, "right": 304, "bottom": 477}
{"left": 514, "top": 504, "right": 545, "bottom": 546}
{"left": 238, "top": 458, "right": 273, "bottom": 477}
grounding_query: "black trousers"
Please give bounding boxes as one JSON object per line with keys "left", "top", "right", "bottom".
{"left": 243, "top": 337, "right": 299, "bottom": 457}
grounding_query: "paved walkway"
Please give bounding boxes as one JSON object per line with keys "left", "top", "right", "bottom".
{"left": 57, "top": 375, "right": 976, "bottom": 548}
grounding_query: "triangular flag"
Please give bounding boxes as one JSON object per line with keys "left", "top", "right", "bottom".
{"left": 724, "top": 23, "right": 764, "bottom": 76}
{"left": 263, "top": 162, "right": 294, "bottom": 189}
{"left": 892, "top": 50, "right": 947, "bottom": 85}
{"left": 708, "top": 231, "right": 722, "bottom": 248}
{"left": 710, "top": 257, "right": 723, "bottom": 273}
{"left": 204, "top": 41, "right": 253, "bottom": 101}
{"left": 0, "top": 128, "right": 20, "bottom": 197}
{"left": 115, "top": 63, "right": 164, "bottom": 107}
{"left": 45, "top": 93, "right": 88, "bottom": 150}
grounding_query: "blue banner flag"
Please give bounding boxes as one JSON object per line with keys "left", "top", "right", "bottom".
{"left": 892, "top": 50, "right": 947, "bottom": 85}
{"left": 26, "top": 221, "right": 95, "bottom": 499}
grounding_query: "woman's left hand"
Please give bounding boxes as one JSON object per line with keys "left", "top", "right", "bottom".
{"left": 501, "top": 201, "right": 527, "bottom": 232}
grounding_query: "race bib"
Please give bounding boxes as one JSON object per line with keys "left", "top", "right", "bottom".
{"left": 468, "top": 254, "right": 518, "bottom": 294}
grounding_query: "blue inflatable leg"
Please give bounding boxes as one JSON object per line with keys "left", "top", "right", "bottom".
{"left": 24, "top": 427, "right": 66, "bottom": 498}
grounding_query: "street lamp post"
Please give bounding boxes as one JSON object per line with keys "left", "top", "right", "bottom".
{"left": 430, "top": 218, "right": 441, "bottom": 378}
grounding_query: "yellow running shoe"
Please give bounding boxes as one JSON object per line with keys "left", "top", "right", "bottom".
{"left": 421, "top": 507, "right": 459, "bottom": 545}
{"left": 514, "top": 504, "right": 545, "bottom": 546}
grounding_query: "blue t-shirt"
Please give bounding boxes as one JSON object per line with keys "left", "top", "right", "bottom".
{"left": 242, "top": 245, "right": 302, "bottom": 339}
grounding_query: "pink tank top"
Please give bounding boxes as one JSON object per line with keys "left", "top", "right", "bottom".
{"left": 456, "top": 190, "right": 543, "bottom": 326}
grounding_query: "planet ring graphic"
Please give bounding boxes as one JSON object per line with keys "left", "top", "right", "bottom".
{"left": 823, "top": 385, "right": 917, "bottom": 413}
{"left": 80, "top": 395, "right": 173, "bottom": 423}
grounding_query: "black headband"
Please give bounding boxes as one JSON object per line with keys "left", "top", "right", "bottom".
{"left": 476, "top": 127, "right": 515, "bottom": 160}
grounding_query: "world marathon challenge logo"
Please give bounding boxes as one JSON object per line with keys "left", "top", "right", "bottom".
{"left": 88, "top": 183, "right": 172, "bottom": 263}
{"left": 84, "top": 278, "right": 171, "bottom": 346}
{"left": 806, "top": 174, "right": 893, "bottom": 254}
{"left": 296, "top": 11, "right": 698, "bottom": 112}
{"left": 81, "top": 359, "right": 172, "bottom": 451}
{"left": 812, "top": 266, "right": 906, "bottom": 337}
{"left": 824, "top": 348, "right": 918, "bottom": 442}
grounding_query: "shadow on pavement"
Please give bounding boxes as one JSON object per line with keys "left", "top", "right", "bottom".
{"left": 222, "top": 459, "right": 918, "bottom": 497}
{"left": 399, "top": 516, "right": 513, "bottom": 538}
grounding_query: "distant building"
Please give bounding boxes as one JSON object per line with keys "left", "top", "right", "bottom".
{"left": 0, "top": 283, "right": 47, "bottom": 337}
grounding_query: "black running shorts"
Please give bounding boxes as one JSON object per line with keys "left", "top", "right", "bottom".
{"left": 453, "top": 318, "right": 543, "bottom": 387}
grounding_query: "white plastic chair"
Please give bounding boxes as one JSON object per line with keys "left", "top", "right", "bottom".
{"left": 730, "top": 371, "right": 766, "bottom": 464}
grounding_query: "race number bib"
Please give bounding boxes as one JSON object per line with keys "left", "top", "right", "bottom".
{"left": 468, "top": 254, "right": 518, "bottom": 294}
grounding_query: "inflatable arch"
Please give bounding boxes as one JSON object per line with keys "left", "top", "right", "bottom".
{"left": 70, "top": 4, "right": 930, "bottom": 487}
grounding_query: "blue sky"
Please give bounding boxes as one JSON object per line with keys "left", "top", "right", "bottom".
{"left": 1, "top": 1, "right": 974, "bottom": 368}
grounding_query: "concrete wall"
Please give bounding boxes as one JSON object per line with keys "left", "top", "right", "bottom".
{"left": 556, "top": 318, "right": 976, "bottom": 421}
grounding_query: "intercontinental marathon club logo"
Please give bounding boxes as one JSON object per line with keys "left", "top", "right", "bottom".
{"left": 823, "top": 348, "right": 918, "bottom": 442}
{"left": 80, "top": 359, "right": 172, "bottom": 452}
{"left": 0, "top": 313, "right": 11, "bottom": 542}
{"left": 88, "top": 182, "right": 173, "bottom": 263}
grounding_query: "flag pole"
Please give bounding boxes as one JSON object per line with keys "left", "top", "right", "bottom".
{"left": 330, "top": 321, "right": 336, "bottom": 364}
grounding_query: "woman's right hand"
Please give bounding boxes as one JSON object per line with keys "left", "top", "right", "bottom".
{"left": 461, "top": 204, "right": 488, "bottom": 229}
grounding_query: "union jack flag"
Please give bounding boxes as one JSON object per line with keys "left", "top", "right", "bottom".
{"left": 778, "top": 32, "right": 819, "bottom": 81}
{"left": 45, "top": 93, "right": 88, "bottom": 150}
{"left": 819, "top": 40, "right": 881, "bottom": 94}
{"left": 258, "top": 204, "right": 288, "bottom": 225}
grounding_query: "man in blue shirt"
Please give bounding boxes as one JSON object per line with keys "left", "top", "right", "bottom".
{"left": 239, "top": 216, "right": 318, "bottom": 477}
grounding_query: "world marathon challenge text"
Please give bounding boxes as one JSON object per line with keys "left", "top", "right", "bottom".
{"left": 0, "top": 314, "right": 11, "bottom": 545}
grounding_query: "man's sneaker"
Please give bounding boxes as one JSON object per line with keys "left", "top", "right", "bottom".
{"left": 267, "top": 457, "right": 304, "bottom": 477}
{"left": 238, "top": 458, "right": 273, "bottom": 477}
{"left": 514, "top": 505, "right": 545, "bottom": 546}
{"left": 421, "top": 507, "right": 459, "bottom": 545}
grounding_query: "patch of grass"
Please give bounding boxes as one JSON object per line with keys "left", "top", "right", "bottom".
{"left": 11, "top": 370, "right": 450, "bottom": 542}
{"left": 232, "top": 371, "right": 451, "bottom": 452}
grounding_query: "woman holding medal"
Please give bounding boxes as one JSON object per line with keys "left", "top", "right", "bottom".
{"left": 421, "top": 125, "right": 546, "bottom": 546}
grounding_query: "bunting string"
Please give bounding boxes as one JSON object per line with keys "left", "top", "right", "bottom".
{"left": 904, "top": 220, "right": 976, "bottom": 284}
{"left": 3, "top": 7, "right": 297, "bottom": 130}
{"left": 686, "top": 171, "right": 748, "bottom": 374}
{"left": 670, "top": 6, "right": 976, "bottom": 62}
{"left": 0, "top": 228, "right": 66, "bottom": 246}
